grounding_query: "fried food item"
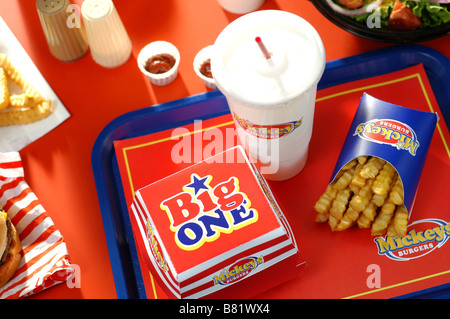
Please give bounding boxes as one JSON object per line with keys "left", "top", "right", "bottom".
{"left": 372, "top": 162, "right": 397, "bottom": 196}
{"left": 0, "top": 68, "right": 9, "bottom": 111}
{"left": 389, "top": 175, "right": 404, "bottom": 205}
{"left": 372, "top": 190, "right": 389, "bottom": 207}
{"left": 335, "top": 206, "right": 359, "bottom": 231}
{"left": 349, "top": 160, "right": 366, "bottom": 193}
{"left": 315, "top": 212, "right": 329, "bottom": 223}
{"left": 356, "top": 155, "right": 368, "bottom": 165}
{"left": 9, "top": 94, "right": 38, "bottom": 109}
{"left": 314, "top": 184, "right": 338, "bottom": 216}
{"left": 329, "top": 188, "right": 352, "bottom": 222}
{"left": 0, "top": 54, "right": 52, "bottom": 126}
{"left": 328, "top": 214, "right": 340, "bottom": 231}
{"left": 360, "top": 156, "right": 385, "bottom": 179}
{"left": 371, "top": 200, "right": 396, "bottom": 236}
{"left": 350, "top": 177, "right": 374, "bottom": 213}
{"left": 393, "top": 205, "right": 409, "bottom": 237}
{"left": 0, "top": 100, "right": 52, "bottom": 126}
{"left": 0, "top": 54, "right": 44, "bottom": 104}
{"left": 314, "top": 155, "right": 408, "bottom": 237}
{"left": 334, "top": 167, "right": 355, "bottom": 190}
{"left": 341, "top": 158, "right": 357, "bottom": 170}
{"left": 356, "top": 201, "right": 378, "bottom": 229}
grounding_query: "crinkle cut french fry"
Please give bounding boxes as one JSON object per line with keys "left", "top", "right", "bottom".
{"left": 0, "top": 67, "right": 9, "bottom": 111}
{"left": 328, "top": 214, "right": 340, "bottom": 231}
{"left": 341, "top": 159, "right": 357, "bottom": 171}
{"left": 335, "top": 207, "right": 359, "bottom": 231}
{"left": 356, "top": 214, "right": 371, "bottom": 229}
{"left": 360, "top": 156, "right": 385, "bottom": 179}
{"left": 329, "top": 188, "right": 352, "bottom": 221}
{"left": 334, "top": 167, "right": 355, "bottom": 190}
{"left": 372, "top": 168, "right": 396, "bottom": 207}
{"left": 372, "top": 162, "right": 397, "bottom": 196}
{"left": 314, "top": 155, "right": 410, "bottom": 237}
{"left": 0, "top": 99, "right": 52, "bottom": 126}
{"left": 350, "top": 161, "right": 366, "bottom": 189}
{"left": 357, "top": 201, "right": 377, "bottom": 228}
{"left": 389, "top": 175, "right": 404, "bottom": 205}
{"left": 314, "top": 185, "right": 336, "bottom": 223}
{"left": 384, "top": 204, "right": 409, "bottom": 237}
{"left": 315, "top": 212, "right": 329, "bottom": 223}
{"left": 393, "top": 205, "right": 408, "bottom": 237}
{"left": 0, "top": 54, "right": 44, "bottom": 104}
{"left": 387, "top": 218, "right": 397, "bottom": 237}
{"left": 0, "top": 54, "right": 52, "bottom": 126}
{"left": 9, "top": 94, "right": 38, "bottom": 109}
{"left": 314, "top": 184, "right": 338, "bottom": 215}
{"left": 350, "top": 178, "right": 374, "bottom": 212}
{"left": 371, "top": 201, "right": 396, "bottom": 236}
{"left": 357, "top": 156, "right": 368, "bottom": 165}
{"left": 314, "top": 183, "right": 338, "bottom": 213}
{"left": 372, "top": 192, "right": 388, "bottom": 207}
{"left": 314, "top": 195, "right": 331, "bottom": 216}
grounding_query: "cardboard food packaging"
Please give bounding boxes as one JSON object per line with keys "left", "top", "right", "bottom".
{"left": 329, "top": 93, "right": 438, "bottom": 218}
{"left": 129, "top": 145, "right": 305, "bottom": 299}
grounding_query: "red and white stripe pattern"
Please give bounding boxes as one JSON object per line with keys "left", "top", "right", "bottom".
{"left": 0, "top": 152, "right": 74, "bottom": 299}
{"left": 130, "top": 184, "right": 299, "bottom": 299}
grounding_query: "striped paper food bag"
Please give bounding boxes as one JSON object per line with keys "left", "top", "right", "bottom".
{"left": 0, "top": 152, "right": 74, "bottom": 299}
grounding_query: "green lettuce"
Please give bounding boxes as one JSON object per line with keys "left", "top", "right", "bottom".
{"left": 347, "top": 0, "right": 450, "bottom": 29}
{"left": 408, "top": 0, "right": 450, "bottom": 27}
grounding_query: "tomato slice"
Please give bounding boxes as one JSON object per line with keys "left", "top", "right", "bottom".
{"left": 388, "top": 0, "right": 422, "bottom": 30}
{"left": 337, "top": 0, "right": 365, "bottom": 9}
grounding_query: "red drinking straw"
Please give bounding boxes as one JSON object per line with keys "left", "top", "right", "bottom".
{"left": 255, "top": 36, "right": 272, "bottom": 60}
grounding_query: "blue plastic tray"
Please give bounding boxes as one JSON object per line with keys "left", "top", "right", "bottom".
{"left": 91, "top": 44, "right": 450, "bottom": 299}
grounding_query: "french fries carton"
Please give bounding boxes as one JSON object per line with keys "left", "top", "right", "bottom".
{"left": 129, "top": 145, "right": 305, "bottom": 299}
{"left": 316, "top": 93, "right": 438, "bottom": 236}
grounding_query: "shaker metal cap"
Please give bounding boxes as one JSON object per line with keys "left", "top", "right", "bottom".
{"left": 36, "top": 0, "right": 67, "bottom": 15}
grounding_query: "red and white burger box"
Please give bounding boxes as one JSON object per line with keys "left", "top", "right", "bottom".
{"left": 129, "top": 145, "right": 305, "bottom": 298}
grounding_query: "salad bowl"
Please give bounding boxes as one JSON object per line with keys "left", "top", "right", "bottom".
{"left": 310, "top": 0, "right": 450, "bottom": 42}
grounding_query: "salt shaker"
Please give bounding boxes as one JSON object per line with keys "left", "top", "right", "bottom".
{"left": 36, "top": 0, "right": 89, "bottom": 62}
{"left": 81, "top": 0, "right": 132, "bottom": 68}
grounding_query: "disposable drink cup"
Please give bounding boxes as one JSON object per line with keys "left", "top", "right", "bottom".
{"left": 217, "top": 0, "right": 265, "bottom": 14}
{"left": 211, "top": 10, "right": 326, "bottom": 181}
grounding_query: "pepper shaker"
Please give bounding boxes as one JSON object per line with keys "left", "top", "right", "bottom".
{"left": 36, "top": 0, "right": 89, "bottom": 62}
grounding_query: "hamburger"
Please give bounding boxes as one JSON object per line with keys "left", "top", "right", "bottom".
{"left": 0, "top": 208, "right": 22, "bottom": 288}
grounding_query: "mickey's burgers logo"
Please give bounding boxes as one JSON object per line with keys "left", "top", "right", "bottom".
{"left": 374, "top": 219, "right": 450, "bottom": 261}
{"left": 213, "top": 256, "right": 264, "bottom": 286}
{"left": 234, "top": 113, "right": 303, "bottom": 139}
{"left": 354, "top": 119, "right": 420, "bottom": 156}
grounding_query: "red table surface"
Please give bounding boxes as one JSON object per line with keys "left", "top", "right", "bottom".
{"left": 0, "top": 0, "right": 448, "bottom": 299}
